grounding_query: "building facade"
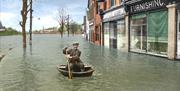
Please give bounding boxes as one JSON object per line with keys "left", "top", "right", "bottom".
{"left": 85, "top": 0, "right": 180, "bottom": 59}
{"left": 86, "top": 0, "right": 95, "bottom": 43}
{"left": 102, "top": 0, "right": 126, "bottom": 50}
{"left": 125, "top": 0, "right": 180, "bottom": 59}
{"left": 85, "top": 0, "right": 106, "bottom": 45}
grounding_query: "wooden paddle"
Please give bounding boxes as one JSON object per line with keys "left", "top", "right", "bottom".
{"left": 65, "top": 48, "right": 72, "bottom": 79}
{"left": 67, "top": 59, "right": 72, "bottom": 79}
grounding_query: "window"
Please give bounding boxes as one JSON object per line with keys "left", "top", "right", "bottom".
{"left": 130, "top": 11, "right": 168, "bottom": 56}
{"left": 96, "top": 2, "right": 98, "bottom": 14}
{"left": 104, "top": 0, "right": 107, "bottom": 10}
{"left": 130, "top": 15, "right": 147, "bottom": 52}
{"left": 147, "top": 11, "right": 168, "bottom": 55}
{"left": 120, "top": 0, "right": 124, "bottom": 5}
{"left": 110, "top": 0, "right": 115, "bottom": 7}
{"left": 104, "top": 23, "right": 109, "bottom": 34}
{"left": 98, "top": 2, "right": 101, "bottom": 14}
{"left": 117, "top": 20, "right": 126, "bottom": 50}
{"left": 104, "top": 23, "right": 110, "bottom": 48}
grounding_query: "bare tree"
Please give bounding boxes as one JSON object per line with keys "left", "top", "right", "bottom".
{"left": 19, "top": 0, "right": 33, "bottom": 48}
{"left": 19, "top": 0, "right": 29, "bottom": 48}
{"left": 57, "top": 8, "right": 69, "bottom": 38}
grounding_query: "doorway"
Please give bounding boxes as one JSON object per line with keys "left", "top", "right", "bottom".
{"left": 130, "top": 17, "right": 147, "bottom": 52}
{"left": 109, "top": 21, "right": 117, "bottom": 49}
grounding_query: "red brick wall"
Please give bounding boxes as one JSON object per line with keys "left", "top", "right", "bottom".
{"left": 105, "top": 0, "right": 122, "bottom": 10}
{"left": 107, "top": 0, "right": 110, "bottom": 10}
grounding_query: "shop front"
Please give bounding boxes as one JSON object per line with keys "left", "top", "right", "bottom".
{"left": 126, "top": 0, "right": 170, "bottom": 56}
{"left": 130, "top": 11, "right": 168, "bottom": 56}
{"left": 103, "top": 6, "right": 126, "bottom": 50}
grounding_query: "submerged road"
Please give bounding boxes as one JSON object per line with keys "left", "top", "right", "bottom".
{"left": 0, "top": 34, "right": 180, "bottom": 91}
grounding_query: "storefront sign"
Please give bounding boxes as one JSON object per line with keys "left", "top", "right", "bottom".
{"left": 103, "top": 7, "right": 125, "bottom": 21}
{"left": 129, "top": 0, "right": 168, "bottom": 13}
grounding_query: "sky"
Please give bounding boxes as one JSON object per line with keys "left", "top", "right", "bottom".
{"left": 0, "top": 0, "right": 88, "bottom": 31}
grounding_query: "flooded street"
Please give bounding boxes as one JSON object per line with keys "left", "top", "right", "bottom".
{"left": 0, "top": 35, "right": 180, "bottom": 91}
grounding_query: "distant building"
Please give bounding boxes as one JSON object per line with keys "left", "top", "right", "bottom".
{"left": 0, "top": 21, "right": 5, "bottom": 31}
{"left": 33, "top": 27, "right": 59, "bottom": 34}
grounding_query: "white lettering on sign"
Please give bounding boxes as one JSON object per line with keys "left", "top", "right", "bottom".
{"left": 103, "top": 7, "right": 125, "bottom": 20}
{"left": 130, "top": 0, "right": 165, "bottom": 13}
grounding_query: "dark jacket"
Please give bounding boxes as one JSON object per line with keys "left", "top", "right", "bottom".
{"left": 68, "top": 48, "right": 81, "bottom": 63}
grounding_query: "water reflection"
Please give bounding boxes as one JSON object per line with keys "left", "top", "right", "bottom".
{"left": 0, "top": 35, "right": 180, "bottom": 91}
{"left": 30, "top": 45, "right": 32, "bottom": 55}
{"left": 18, "top": 48, "right": 38, "bottom": 91}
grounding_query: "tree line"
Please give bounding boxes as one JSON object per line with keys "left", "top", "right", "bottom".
{"left": 57, "top": 8, "right": 82, "bottom": 37}
{"left": 0, "top": 27, "right": 21, "bottom": 36}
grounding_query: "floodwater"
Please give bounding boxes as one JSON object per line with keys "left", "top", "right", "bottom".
{"left": 0, "top": 34, "right": 180, "bottom": 91}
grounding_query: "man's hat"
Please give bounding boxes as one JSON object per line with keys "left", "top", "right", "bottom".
{"left": 72, "top": 42, "right": 79, "bottom": 46}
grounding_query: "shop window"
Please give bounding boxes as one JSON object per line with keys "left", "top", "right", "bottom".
{"left": 103, "top": 22, "right": 110, "bottom": 48}
{"left": 117, "top": 20, "right": 126, "bottom": 50}
{"left": 130, "top": 14, "right": 147, "bottom": 52}
{"left": 110, "top": 0, "right": 116, "bottom": 7}
{"left": 104, "top": 23, "right": 109, "bottom": 34}
{"left": 147, "top": 11, "right": 168, "bottom": 55}
{"left": 130, "top": 11, "right": 168, "bottom": 56}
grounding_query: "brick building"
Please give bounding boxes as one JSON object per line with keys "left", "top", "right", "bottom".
{"left": 85, "top": 0, "right": 180, "bottom": 59}
{"left": 86, "top": 0, "right": 105, "bottom": 45}
{"left": 86, "top": 0, "right": 124, "bottom": 46}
